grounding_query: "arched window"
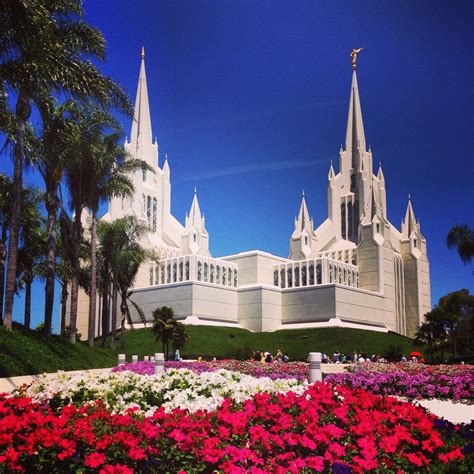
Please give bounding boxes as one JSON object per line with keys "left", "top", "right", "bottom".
{"left": 216, "top": 266, "right": 221, "bottom": 284}
{"left": 142, "top": 167, "right": 147, "bottom": 181}
{"left": 294, "top": 267, "right": 300, "bottom": 287}
{"left": 234, "top": 271, "right": 238, "bottom": 287}
{"left": 179, "top": 262, "right": 184, "bottom": 281}
{"left": 149, "top": 266, "right": 154, "bottom": 285}
{"left": 185, "top": 261, "right": 190, "bottom": 280}
{"left": 147, "top": 196, "right": 152, "bottom": 225}
{"left": 301, "top": 265, "right": 307, "bottom": 286}
{"left": 316, "top": 263, "right": 322, "bottom": 284}
{"left": 166, "top": 264, "right": 171, "bottom": 283}
{"left": 160, "top": 264, "right": 165, "bottom": 284}
{"left": 210, "top": 265, "right": 215, "bottom": 283}
{"left": 280, "top": 269, "right": 286, "bottom": 288}
{"left": 222, "top": 268, "right": 226, "bottom": 285}
{"left": 172, "top": 263, "right": 177, "bottom": 282}
{"left": 341, "top": 202, "right": 346, "bottom": 239}
{"left": 309, "top": 264, "right": 315, "bottom": 285}
{"left": 274, "top": 270, "right": 278, "bottom": 286}
{"left": 348, "top": 201, "right": 353, "bottom": 240}
{"left": 228, "top": 268, "right": 232, "bottom": 286}
{"left": 287, "top": 268, "right": 293, "bottom": 288}
{"left": 152, "top": 198, "right": 157, "bottom": 232}
{"left": 197, "top": 261, "right": 202, "bottom": 281}
{"left": 155, "top": 265, "right": 159, "bottom": 284}
{"left": 204, "top": 263, "right": 208, "bottom": 282}
{"left": 304, "top": 236, "right": 308, "bottom": 245}
{"left": 142, "top": 194, "right": 146, "bottom": 215}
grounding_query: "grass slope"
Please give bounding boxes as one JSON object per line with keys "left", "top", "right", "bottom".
{"left": 122, "top": 325, "right": 425, "bottom": 361}
{"left": 1, "top": 324, "right": 424, "bottom": 378}
{"left": 0, "top": 325, "right": 116, "bottom": 378}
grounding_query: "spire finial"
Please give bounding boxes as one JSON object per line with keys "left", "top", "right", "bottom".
{"left": 165, "top": 153, "right": 168, "bottom": 159}
{"left": 141, "top": 46, "right": 145, "bottom": 59}
{"left": 408, "top": 193, "right": 411, "bottom": 201}
{"left": 350, "top": 48, "right": 363, "bottom": 70}
{"left": 194, "top": 186, "right": 197, "bottom": 194}
{"left": 302, "top": 190, "right": 305, "bottom": 197}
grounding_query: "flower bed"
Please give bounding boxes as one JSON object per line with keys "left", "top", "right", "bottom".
{"left": 1, "top": 384, "right": 472, "bottom": 473}
{"left": 325, "top": 363, "right": 474, "bottom": 401}
{"left": 113, "top": 359, "right": 309, "bottom": 381}
{"left": 15, "top": 368, "right": 306, "bottom": 415}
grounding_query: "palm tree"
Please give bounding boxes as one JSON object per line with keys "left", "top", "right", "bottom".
{"left": 152, "top": 307, "right": 179, "bottom": 360}
{"left": 0, "top": 0, "right": 131, "bottom": 330}
{"left": 16, "top": 188, "right": 45, "bottom": 329}
{"left": 33, "top": 97, "right": 79, "bottom": 335}
{"left": 83, "top": 116, "right": 151, "bottom": 348}
{"left": 97, "top": 217, "right": 148, "bottom": 349}
{"left": 172, "top": 323, "right": 190, "bottom": 355}
{"left": 447, "top": 224, "right": 474, "bottom": 265}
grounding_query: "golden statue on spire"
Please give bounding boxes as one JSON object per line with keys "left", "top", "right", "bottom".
{"left": 350, "top": 48, "right": 363, "bottom": 70}
{"left": 141, "top": 46, "right": 145, "bottom": 60}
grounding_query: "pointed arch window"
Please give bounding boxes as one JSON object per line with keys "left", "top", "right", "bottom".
{"left": 341, "top": 202, "right": 346, "bottom": 239}
{"left": 152, "top": 198, "right": 157, "bottom": 232}
{"left": 146, "top": 196, "right": 152, "bottom": 225}
{"left": 143, "top": 168, "right": 147, "bottom": 182}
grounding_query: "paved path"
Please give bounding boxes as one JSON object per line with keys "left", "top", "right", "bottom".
{"left": 0, "top": 367, "right": 112, "bottom": 394}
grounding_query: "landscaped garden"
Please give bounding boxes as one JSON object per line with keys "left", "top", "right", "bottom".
{"left": 1, "top": 360, "right": 473, "bottom": 472}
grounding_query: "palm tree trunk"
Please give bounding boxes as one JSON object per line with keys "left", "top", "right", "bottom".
{"left": 0, "top": 226, "right": 7, "bottom": 324}
{"left": 119, "top": 298, "right": 127, "bottom": 351}
{"left": 44, "top": 187, "right": 59, "bottom": 336}
{"left": 60, "top": 281, "right": 68, "bottom": 336}
{"left": 24, "top": 275, "right": 32, "bottom": 330}
{"left": 3, "top": 90, "right": 31, "bottom": 329}
{"left": 69, "top": 207, "right": 82, "bottom": 343}
{"left": 88, "top": 209, "right": 98, "bottom": 348}
{"left": 110, "top": 277, "right": 118, "bottom": 349}
{"left": 101, "top": 268, "right": 109, "bottom": 347}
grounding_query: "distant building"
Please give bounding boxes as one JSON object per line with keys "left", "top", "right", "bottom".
{"left": 66, "top": 51, "right": 430, "bottom": 338}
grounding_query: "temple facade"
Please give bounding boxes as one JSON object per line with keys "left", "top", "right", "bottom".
{"left": 67, "top": 52, "right": 431, "bottom": 339}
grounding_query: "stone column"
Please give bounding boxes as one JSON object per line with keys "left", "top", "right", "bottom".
{"left": 154, "top": 353, "right": 165, "bottom": 375}
{"left": 309, "top": 352, "right": 322, "bottom": 383}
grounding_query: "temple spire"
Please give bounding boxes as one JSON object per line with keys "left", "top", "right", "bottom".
{"left": 188, "top": 189, "right": 203, "bottom": 226}
{"left": 402, "top": 195, "right": 418, "bottom": 238}
{"left": 295, "top": 193, "right": 312, "bottom": 232}
{"left": 129, "top": 47, "right": 153, "bottom": 155}
{"left": 345, "top": 70, "right": 366, "bottom": 155}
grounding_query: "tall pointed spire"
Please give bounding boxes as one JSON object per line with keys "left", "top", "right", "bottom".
{"left": 129, "top": 47, "right": 153, "bottom": 155}
{"left": 188, "top": 188, "right": 203, "bottom": 226}
{"left": 402, "top": 195, "right": 418, "bottom": 238}
{"left": 345, "top": 70, "right": 366, "bottom": 155}
{"left": 295, "top": 193, "right": 312, "bottom": 232}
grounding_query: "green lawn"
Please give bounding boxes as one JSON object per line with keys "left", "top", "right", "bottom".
{"left": 0, "top": 323, "right": 425, "bottom": 377}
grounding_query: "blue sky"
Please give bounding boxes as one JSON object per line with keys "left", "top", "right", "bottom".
{"left": 2, "top": 0, "right": 473, "bottom": 331}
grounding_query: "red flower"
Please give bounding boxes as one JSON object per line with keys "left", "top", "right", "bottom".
{"left": 85, "top": 452, "right": 107, "bottom": 468}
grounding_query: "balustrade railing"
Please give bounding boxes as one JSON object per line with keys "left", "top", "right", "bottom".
{"left": 273, "top": 257, "right": 358, "bottom": 289}
{"left": 316, "top": 248, "right": 357, "bottom": 265}
{"left": 150, "top": 255, "right": 238, "bottom": 288}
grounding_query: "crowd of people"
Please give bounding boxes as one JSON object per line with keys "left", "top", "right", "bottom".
{"left": 253, "top": 350, "right": 290, "bottom": 363}
{"left": 322, "top": 352, "right": 388, "bottom": 364}
{"left": 322, "top": 351, "right": 422, "bottom": 364}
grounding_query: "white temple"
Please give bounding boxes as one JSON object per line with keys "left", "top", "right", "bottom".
{"left": 68, "top": 50, "right": 431, "bottom": 338}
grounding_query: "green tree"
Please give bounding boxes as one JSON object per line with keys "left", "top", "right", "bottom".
{"left": 33, "top": 98, "right": 81, "bottom": 335}
{"left": 438, "top": 289, "right": 474, "bottom": 361}
{"left": 83, "top": 115, "right": 151, "bottom": 348}
{"left": 97, "top": 217, "right": 148, "bottom": 349}
{"left": 16, "top": 188, "right": 46, "bottom": 329}
{"left": 447, "top": 224, "right": 474, "bottom": 265}
{"left": 0, "top": 0, "right": 131, "bottom": 330}
{"left": 152, "top": 306, "right": 179, "bottom": 360}
{"left": 172, "top": 322, "right": 190, "bottom": 354}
